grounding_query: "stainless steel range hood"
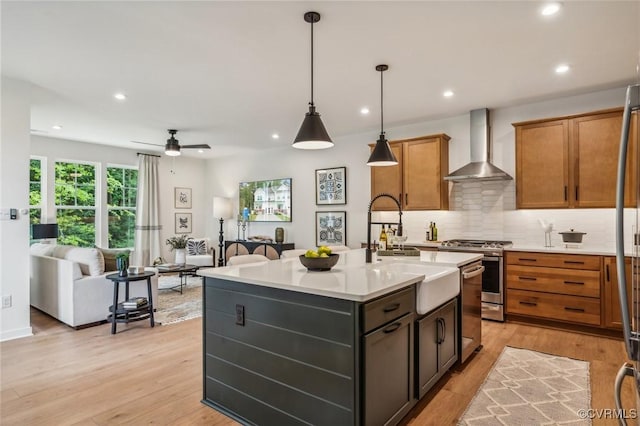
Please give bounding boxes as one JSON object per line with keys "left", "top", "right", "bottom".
{"left": 444, "top": 108, "right": 512, "bottom": 182}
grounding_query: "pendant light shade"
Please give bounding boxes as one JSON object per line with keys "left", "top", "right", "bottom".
{"left": 367, "top": 64, "right": 398, "bottom": 166}
{"left": 292, "top": 11, "right": 333, "bottom": 150}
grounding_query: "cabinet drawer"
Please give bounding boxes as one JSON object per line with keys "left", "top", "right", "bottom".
{"left": 507, "top": 289, "right": 600, "bottom": 326}
{"left": 363, "top": 287, "right": 414, "bottom": 334}
{"left": 506, "top": 251, "right": 600, "bottom": 270}
{"left": 506, "top": 265, "right": 600, "bottom": 298}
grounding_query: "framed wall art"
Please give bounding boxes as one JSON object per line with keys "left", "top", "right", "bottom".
{"left": 175, "top": 212, "right": 192, "bottom": 234}
{"left": 315, "top": 211, "right": 346, "bottom": 246}
{"left": 315, "top": 167, "right": 346, "bottom": 205}
{"left": 239, "top": 178, "right": 292, "bottom": 222}
{"left": 174, "top": 187, "right": 192, "bottom": 209}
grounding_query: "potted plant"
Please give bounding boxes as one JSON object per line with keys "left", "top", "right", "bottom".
{"left": 115, "top": 251, "right": 130, "bottom": 277}
{"left": 166, "top": 235, "right": 190, "bottom": 265}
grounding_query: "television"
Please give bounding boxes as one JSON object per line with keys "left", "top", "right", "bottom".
{"left": 239, "top": 178, "right": 292, "bottom": 222}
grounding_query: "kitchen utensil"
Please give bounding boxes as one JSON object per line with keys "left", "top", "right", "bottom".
{"left": 559, "top": 229, "right": 587, "bottom": 243}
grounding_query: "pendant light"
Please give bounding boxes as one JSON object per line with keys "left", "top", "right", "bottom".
{"left": 367, "top": 64, "right": 398, "bottom": 166}
{"left": 292, "top": 11, "right": 333, "bottom": 150}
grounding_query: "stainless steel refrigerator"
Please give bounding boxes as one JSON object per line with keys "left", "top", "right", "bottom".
{"left": 614, "top": 83, "right": 640, "bottom": 425}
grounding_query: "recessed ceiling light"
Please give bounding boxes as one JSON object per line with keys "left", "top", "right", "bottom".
{"left": 360, "top": 107, "right": 370, "bottom": 115}
{"left": 443, "top": 90, "right": 454, "bottom": 98}
{"left": 52, "top": 124, "right": 62, "bottom": 130}
{"left": 555, "top": 64, "right": 570, "bottom": 74}
{"left": 541, "top": 2, "right": 561, "bottom": 16}
{"left": 113, "top": 92, "right": 127, "bottom": 101}
{"left": 271, "top": 133, "right": 280, "bottom": 140}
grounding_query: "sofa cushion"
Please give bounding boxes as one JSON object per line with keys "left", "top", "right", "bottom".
{"left": 96, "top": 247, "right": 131, "bottom": 272}
{"left": 187, "top": 238, "right": 208, "bottom": 256}
{"left": 30, "top": 242, "right": 55, "bottom": 256}
{"left": 52, "top": 245, "right": 105, "bottom": 276}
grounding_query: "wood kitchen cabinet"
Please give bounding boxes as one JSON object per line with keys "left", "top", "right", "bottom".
{"left": 602, "top": 256, "right": 633, "bottom": 330}
{"left": 513, "top": 108, "right": 637, "bottom": 209}
{"left": 370, "top": 134, "right": 450, "bottom": 211}
{"left": 505, "top": 251, "right": 602, "bottom": 326}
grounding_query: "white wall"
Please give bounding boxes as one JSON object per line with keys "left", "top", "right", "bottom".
{"left": 207, "top": 85, "right": 634, "bottom": 252}
{"left": 1, "top": 77, "right": 33, "bottom": 341}
{"left": 31, "top": 136, "right": 210, "bottom": 261}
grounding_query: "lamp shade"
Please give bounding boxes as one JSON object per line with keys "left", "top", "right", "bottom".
{"left": 292, "top": 106, "right": 334, "bottom": 150}
{"left": 212, "top": 197, "right": 233, "bottom": 219}
{"left": 32, "top": 223, "right": 59, "bottom": 239}
{"left": 367, "top": 135, "right": 398, "bottom": 166}
{"left": 165, "top": 143, "right": 180, "bottom": 156}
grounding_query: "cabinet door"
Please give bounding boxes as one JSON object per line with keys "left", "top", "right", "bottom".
{"left": 403, "top": 137, "right": 449, "bottom": 210}
{"left": 515, "top": 119, "right": 570, "bottom": 208}
{"left": 364, "top": 313, "right": 414, "bottom": 426}
{"left": 416, "top": 310, "right": 439, "bottom": 398}
{"left": 439, "top": 299, "right": 458, "bottom": 372}
{"left": 370, "top": 143, "right": 403, "bottom": 211}
{"left": 572, "top": 111, "right": 624, "bottom": 208}
{"left": 603, "top": 256, "right": 632, "bottom": 329}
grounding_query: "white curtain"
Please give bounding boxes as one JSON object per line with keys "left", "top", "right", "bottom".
{"left": 133, "top": 154, "right": 162, "bottom": 266}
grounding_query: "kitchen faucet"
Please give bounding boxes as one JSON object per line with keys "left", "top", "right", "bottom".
{"left": 366, "top": 193, "right": 403, "bottom": 263}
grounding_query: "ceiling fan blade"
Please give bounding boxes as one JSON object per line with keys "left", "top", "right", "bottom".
{"left": 131, "top": 140, "right": 162, "bottom": 147}
{"left": 181, "top": 144, "right": 211, "bottom": 149}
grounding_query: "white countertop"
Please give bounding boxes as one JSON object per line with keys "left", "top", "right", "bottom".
{"left": 375, "top": 250, "right": 483, "bottom": 267}
{"left": 507, "top": 244, "right": 636, "bottom": 257}
{"left": 198, "top": 248, "right": 459, "bottom": 302}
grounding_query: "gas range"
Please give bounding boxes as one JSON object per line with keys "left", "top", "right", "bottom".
{"left": 439, "top": 239, "right": 513, "bottom": 256}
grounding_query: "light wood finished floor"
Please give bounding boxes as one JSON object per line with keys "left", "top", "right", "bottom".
{"left": 1, "top": 309, "right": 636, "bottom": 425}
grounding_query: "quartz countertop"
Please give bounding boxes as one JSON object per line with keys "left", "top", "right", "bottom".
{"left": 198, "top": 248, "right": 459, "bottom": 302}
{"left": 506, "top": 245, "right": 636, "bottom": 257}
{"left": 374, "top": 250, "right": 483, "bottom": 267}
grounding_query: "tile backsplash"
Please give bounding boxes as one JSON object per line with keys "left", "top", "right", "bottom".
{"left": 377, "top": 180, "right": 637, "bottom": 251}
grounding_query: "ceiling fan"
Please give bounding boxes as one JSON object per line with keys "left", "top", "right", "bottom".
{"left": 132, "top": 129, "right": 211, "bottom": 156}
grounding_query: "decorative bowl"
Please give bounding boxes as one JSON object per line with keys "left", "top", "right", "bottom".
{"left": 299, "top": 253, "right": 340, "bottom": 271}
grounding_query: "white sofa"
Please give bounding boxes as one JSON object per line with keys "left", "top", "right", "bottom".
{"left": 30, "top": 243, "right": 158, "bottom": 329}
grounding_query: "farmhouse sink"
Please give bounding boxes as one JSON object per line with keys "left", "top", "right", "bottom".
{"left": 373, "top": 262, "right": 459, "bottom": 315}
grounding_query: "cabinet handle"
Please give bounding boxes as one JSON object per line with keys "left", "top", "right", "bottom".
{"left": 564, "top": 186, "right": 568, "bottom": 201}
{"left": 519, "top": 301, "right": 538, "bottom": 307}
{"left": 564, "top": 260, "right": 585, "bottom": 265}
{"left": 441, "top": 318, "right": 446, "bottom": 344}
{"left": 564, "top": 306, "right": 585, "bottom": 313}
{"left": 606, "top": 264, "right": 610, "bottom": 282}
{"left": 519, "top": 258, "right": 537, "bottom": 262}
{"left": 436, "top": 318, "right": 444, "bottom": 344}
{"left": 405, "top": 193, "right": 408, "bottom": 205}
{"left": 383, "top": 322, "right": 402, "bottom": 334}
{"left": 518, "top": 276, "right": 537, "bottom": 281}
{"left": 575, "top": 186, "right": 579, "bottom": 201}
{"left": 383, "top": 303, "right": 400, "bottom": 313}
{"left": 564, "top": 280, "right": 585, "bottom": 286}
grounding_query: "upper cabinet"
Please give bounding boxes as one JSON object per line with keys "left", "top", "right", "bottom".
{"left": 513, "top": 108, "right": 637, "bottom": 209}
{"left": 370, "top": 134, "right": 450, "bottom": 211}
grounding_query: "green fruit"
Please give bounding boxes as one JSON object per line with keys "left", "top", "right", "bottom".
{"left": 319, "top": 253, "right": 329, "bottom": 258}
{"left": 305, "top": 249, "right": 320, "bottom": 258}
{"left": 318, "top": 245, "right": 332, "bottom": 255}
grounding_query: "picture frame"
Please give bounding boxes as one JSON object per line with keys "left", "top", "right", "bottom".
{"left": 174, "top": 187, "right": 192, "bottom": 209}
{"left": 315, "top": 167, "right": 346, "bottom": 205}
{"left": 316, "top": 211, "right": 346, "bottom": 246}
{"left": 175, "top": 212, "right": 192, "bottom": 234}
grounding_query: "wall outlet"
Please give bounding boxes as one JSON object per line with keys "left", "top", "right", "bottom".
{"left": 2, "top": 295, "right": 11, "bottom": 309}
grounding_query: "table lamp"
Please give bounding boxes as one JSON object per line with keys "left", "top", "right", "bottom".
{"left": 32, "top": 223, "right": 59, "bottom": 243}
{"left": 213, "top": 197, "right": 233, "bottom": 266}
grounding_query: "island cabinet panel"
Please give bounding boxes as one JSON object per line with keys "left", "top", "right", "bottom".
{"left": 602, "top": 256, "right": 633, "bottom": 330}
{"left": 203, "top": 278, "right": 359, "bottom": 425}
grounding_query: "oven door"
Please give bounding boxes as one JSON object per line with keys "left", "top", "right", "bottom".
{"left": 481, "top": 256, "right": 503, "bottom": 304}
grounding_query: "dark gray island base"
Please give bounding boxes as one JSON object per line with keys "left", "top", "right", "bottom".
{"left": 202, "top": 276, "right": 458, "bottom": 426}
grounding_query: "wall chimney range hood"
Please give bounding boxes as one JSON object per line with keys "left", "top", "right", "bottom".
{"left": 444, "top": 108, "right": 512, "bottom": 182}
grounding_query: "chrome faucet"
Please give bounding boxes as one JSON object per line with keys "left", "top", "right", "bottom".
{"left": 366, "top": 193, "right": 403, "bottom": 263}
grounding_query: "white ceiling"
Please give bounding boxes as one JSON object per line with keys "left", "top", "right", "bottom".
{"left": 2, "top": 1, "right": 639, "bottom": 158}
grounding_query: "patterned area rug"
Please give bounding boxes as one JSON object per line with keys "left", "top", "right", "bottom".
{"left": 458, "top": 346, "right": 591, "bottom": 425}
{"left": 154, "top": 275, "right": 203, "bottom": 325}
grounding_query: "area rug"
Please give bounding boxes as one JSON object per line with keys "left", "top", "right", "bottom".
{"left": 458, "top": 346, "right": 591, "bottom": 425}
{"left": 154, "top": 275, "right": 203, "bottom": 325}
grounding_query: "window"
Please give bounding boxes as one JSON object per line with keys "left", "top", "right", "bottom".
{"left": 55, "top": 161, "right": 96, "bottom": 247}
{"left": 29, "top": 158, "right": 43, "bottom": 226}
{"left": 107, "top": 166, "right": 137, "bottom": 248}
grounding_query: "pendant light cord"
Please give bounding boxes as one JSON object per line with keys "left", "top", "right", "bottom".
{"left": 310, "top": 18, "right": 314, "bottom": 107}
{"left": 380, "top": 68, "right": 384, "bottom": 134}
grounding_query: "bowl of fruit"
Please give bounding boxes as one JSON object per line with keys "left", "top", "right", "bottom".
{"left": 299, "top": 246, "right": 339, "bottom": 271}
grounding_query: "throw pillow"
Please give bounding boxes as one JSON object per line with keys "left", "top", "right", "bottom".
{"left": 186, "top": 238, "right": 207, "bottom": 256}
{"left": 96, "top": 247, "right": 131, "bottom": 272}
{"left": 53, "top": 246, "right": 105, "bottom": 276}
{"left": 30, "top": 242, "right": 55, "bottom": 257}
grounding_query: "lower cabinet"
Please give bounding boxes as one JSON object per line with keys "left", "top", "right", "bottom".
{"left": 603, "top": 256, "right": 633, "bottom": 329}
{"left": 415, "top": 298, "right": 458, "bottom": 398}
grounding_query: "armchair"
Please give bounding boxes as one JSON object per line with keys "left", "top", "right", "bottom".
{"left": 186, "top": 237, "right": 215, "bottom": 268}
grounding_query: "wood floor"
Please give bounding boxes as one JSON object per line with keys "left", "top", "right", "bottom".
{"left": 1, "top": 309, "right": 636, "bottom": 425}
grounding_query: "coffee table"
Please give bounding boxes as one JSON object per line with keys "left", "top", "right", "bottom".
{"left": 156, "top": 264, "right": 199, "bottom": 294}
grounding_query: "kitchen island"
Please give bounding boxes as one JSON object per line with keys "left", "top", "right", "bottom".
{"left": 198, "top": 249, "right": 463, "bottom": 425}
